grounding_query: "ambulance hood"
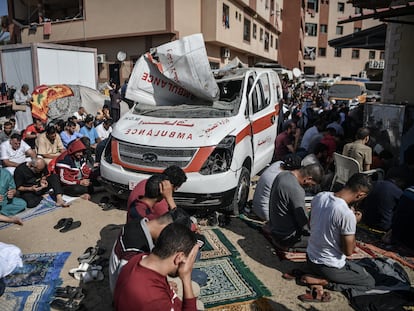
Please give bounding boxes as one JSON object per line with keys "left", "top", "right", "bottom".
{"left": 112, "top": 113, "right": 237, "bottom": 148}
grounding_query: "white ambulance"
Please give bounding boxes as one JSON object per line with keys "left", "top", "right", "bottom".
{"left": 100, "top": 34, "right": 282, "bottom": 213}
{"left": 100, "top": 66, "right": 282, "bottom": 214}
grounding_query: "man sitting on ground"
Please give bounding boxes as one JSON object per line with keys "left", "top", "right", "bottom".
{"left": 252, "top": 155, "right": 302, "bottom": 221}
{"left": 55, "top": 139, "right": 93, "bottom": 200}
{"left": 60, "top": 120, "right": 83, "bottom": 148}
{"left": 35, "top": 125, "right": 65, "bottom": 164}
{"left": 114, "top": 223, "right": 199, "bottom": 311}
{"left": 127, "top": 174, "right": 175, "bottom": 222}
{"left": 0, "top": 133, "right": 36, "bottom": 175}
{"left": 14, "top": 158, "right": 70, "bottom": 208}
{"left": 109, "top": 208, "right": 192, "bottom": 294}
{"left": 269, "top": 164, "right": 324, "bottom": 251}
{"left": 79, "top": 115, "right": 101, "bottom": 151}
{"left": 127, "top": 165, "right": 187, "bottom": 221}
{"left": 22, "top": 118, "right": 44, "bottom": 149}
{"left": 0, "top": 167, "right": 26, "bottom": 216}
{"left": 300, "top": 173, "right": 375, "bottom": 302}
{"left": 0, "top": 121, "right": 19, "bottom": 143}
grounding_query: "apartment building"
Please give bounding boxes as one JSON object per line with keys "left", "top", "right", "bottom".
{"left": 7, "top": 0, "right": 283, "bottom": 84}
{"left": 302, "top": 0, "right": 383, "bottom": 78}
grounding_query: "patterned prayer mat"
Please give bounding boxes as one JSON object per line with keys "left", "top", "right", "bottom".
{"left": 200, "top": 228, "right": 238, "bottom": 260}
{"left": 0, "top": 252, "right": 70, "bottom": 311}
{"left": 0, "top": 197, "right": 60, "bottom": 230}
{"left": 197, "top": 228, "right": 271, "bottom": 309}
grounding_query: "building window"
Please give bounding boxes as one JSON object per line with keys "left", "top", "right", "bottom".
{"left": 334, "top": 48, "right": 342, "bottom": 57}
{"left": 336, "top": 26, "right": 343, "bottom": 35}
{"left": 305, "top": 23, "right": 317, "bottom": 36}
{"left": 304, "top": 66, "right": 316, "bottom": 75}
{"left": 307, "top": 0, "right": 319, "bottom": 12}
{"left": 320, "top": 24, "right": 328, "bottom": 33}
{"left": 355, "top": 7, "right": 362, "bottom": 14}
{"left": 223, "top": 4, "right": 230, "bottom": 28}
{"left": 270, "top": 34, "right": 273, "bottom": 47}
{"left": 318, "top": 47, "right": 326, "bottom": 57}
{"left": 380, "top": 51, "right": 385, "bottom": 59}
{"left": 265, "top": 0, "right": 269, "bottom": 9}
{"left": 369, "top": 50, "right": 376, "bottom": 59}
{"left": 304, "top": 46, "right": 316, "bottom": 60}
{"left": 264, "top": 31, "right": 270, "bottom": 50}
{"left": 275, "top": 38, "right": 278, "bottom": 49}
{"left": 260, "top": 28, "right": 264, "bottom": 41}
{"left": 253, "top": 24, "right": 257, "bottom": 39}
{"left": 236, "top": 11, "right": 238, "bottom": 19}
{"left": 243, "top": 18, "right": 251, "bottom": 42}
{"left": 338, "top": 2, "right": 345, "bottom": 13}
{"left": 354, "top": 27, "right": 361, "bottom": 32}
{"left": 352, "top": 49, "right": 360, "bottom": 59}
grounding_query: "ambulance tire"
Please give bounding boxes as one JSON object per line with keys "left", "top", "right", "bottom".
{"left": 228, "top": 167, "right": 250, "bottom": 216}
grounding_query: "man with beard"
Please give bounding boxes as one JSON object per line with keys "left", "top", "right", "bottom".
{"left": 299, "top": 173, "right": 375, "bottom": 302}
{"left": 14, "top": 157, "right": 69, "bottom": 208}
{"left": 60, "top": 120, "right": 83, "bottom": 148}
{"left": 0, "top": 121, "right": 19, "bottom": 143}
{"left": 35, "top": 125, "right": 65, "bottom": 164}
{"left": 273, "top": 121, "right": 299, "bottom": 161}
{"left": 114, "top": 223, "right": 199, "bottom": 311}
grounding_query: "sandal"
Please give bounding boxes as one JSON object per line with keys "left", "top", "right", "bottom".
{"left": 55, "top": 286, "right": 85, "bottom": 300}
{"left": 69, "top": 263, "right": 102, "bottom": 275}
{"left": 298, "top": 288, "right": 332, "bottom": 303}
{"left": 60, "top": 220, "right": 81, "bottom": 233}
{"left": 54, "top": 218, "right": 73, "bottom": 230}
{"left": 50, "top": 298, "right": 80, "bottom": 310}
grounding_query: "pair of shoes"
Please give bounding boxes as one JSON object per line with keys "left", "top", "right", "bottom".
{"left": 70, "top": 269, "right": 104, "bottom": 284}
{"left": 53, "top": 218, "right": 82, "bottom": 233}
{"left": 77, "top": 246, "right": 105, "bottom": 264}
{"left": 298, "top": 288, "right": 332, "bottom": 303}
{"left": 55, "top": 286, "right": 85, "bottom": 300}
{"left": 50, "top": 298, "right": 81, "bottom": 310}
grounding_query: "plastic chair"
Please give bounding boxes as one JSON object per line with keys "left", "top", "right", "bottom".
{"left": 330, "top": 152, "right": 384, "bottom": 190}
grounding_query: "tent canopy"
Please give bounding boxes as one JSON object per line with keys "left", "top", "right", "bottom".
{"left": 328, "top": 24, "right": 386, "bottom": 50}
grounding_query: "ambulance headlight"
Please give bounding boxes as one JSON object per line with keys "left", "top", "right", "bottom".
{"left": 200, "top": 136, "right": 235, "bottom": 175}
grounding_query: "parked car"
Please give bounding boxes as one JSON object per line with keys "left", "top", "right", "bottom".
{"left": 328, "top": 81, "right": 367, "bottom": 109}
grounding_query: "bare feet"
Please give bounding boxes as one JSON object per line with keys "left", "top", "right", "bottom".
{"left": 300, "top": 274, "right": 329, "bottom": 287}
{"left": 80, "top": 194, "right": 91, "bottom": 200}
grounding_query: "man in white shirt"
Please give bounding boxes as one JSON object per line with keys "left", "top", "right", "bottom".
{"left": 299, "top": 173, "right": 375, "bottom": 302}
{"left": 95, "top": 118, "right": 113, "bottom": 141}
{"left": 0, "top": 133, "right": 36, "bottom": 174}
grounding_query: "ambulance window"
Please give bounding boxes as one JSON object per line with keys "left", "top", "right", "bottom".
{"left": 259, "top": 73, "right": 271, "bottom": 109}
{"left": 251, "top": 82, "right": 263, "bottom": 114}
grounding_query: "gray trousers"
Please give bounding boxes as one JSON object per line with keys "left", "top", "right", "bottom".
{"left": 307, "top": 258, "right": 375, "bottom": 292}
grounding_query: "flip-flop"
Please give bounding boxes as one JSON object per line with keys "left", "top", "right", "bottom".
{"left": 54, "top": 218, "right": 73, "bottom": 230}
{"left": 60, "top": 220, "right": 81, "bottom": 233}
{"left": 298, "top": 290, "right": 332, "bottom": 303}
{"left": 55, "top": 286, "right": 85, "bottom": 300}
{"left": 69, "top": 263, "right": 102, "bottom": 275}
{"left": 50, "top": 298, "right": 80, "bottom": 310}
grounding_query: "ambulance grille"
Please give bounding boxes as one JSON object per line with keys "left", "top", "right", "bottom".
{"left": 117, "top": 141, "right": 197, "bottom": 168}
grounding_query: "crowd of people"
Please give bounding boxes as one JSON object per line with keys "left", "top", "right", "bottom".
{"left": 0, "top": 83, "right": 116, "bottom": 225}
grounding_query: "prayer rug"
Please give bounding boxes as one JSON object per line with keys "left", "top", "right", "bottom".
{"left": 0, "top": 197, "right": 60, "bottom": 230}
{"left": 200, "top": 228, "right": 238, "bottom": 260}
{"left": 0, "top": 252, "right": 70, "bottom": 311}
{"left": 195, "top": 256, "right": 271, "bottom": 309}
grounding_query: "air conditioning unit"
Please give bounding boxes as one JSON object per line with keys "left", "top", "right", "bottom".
{"left": 97, "top": 54, "right": 106, "bottom": 63}
{"left": 221, "top": 47, "right": 231, "bottom": 59}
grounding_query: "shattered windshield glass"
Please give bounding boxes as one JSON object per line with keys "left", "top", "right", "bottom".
{"left": 133, "top": 79, "right": 243, "bottom": 118}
